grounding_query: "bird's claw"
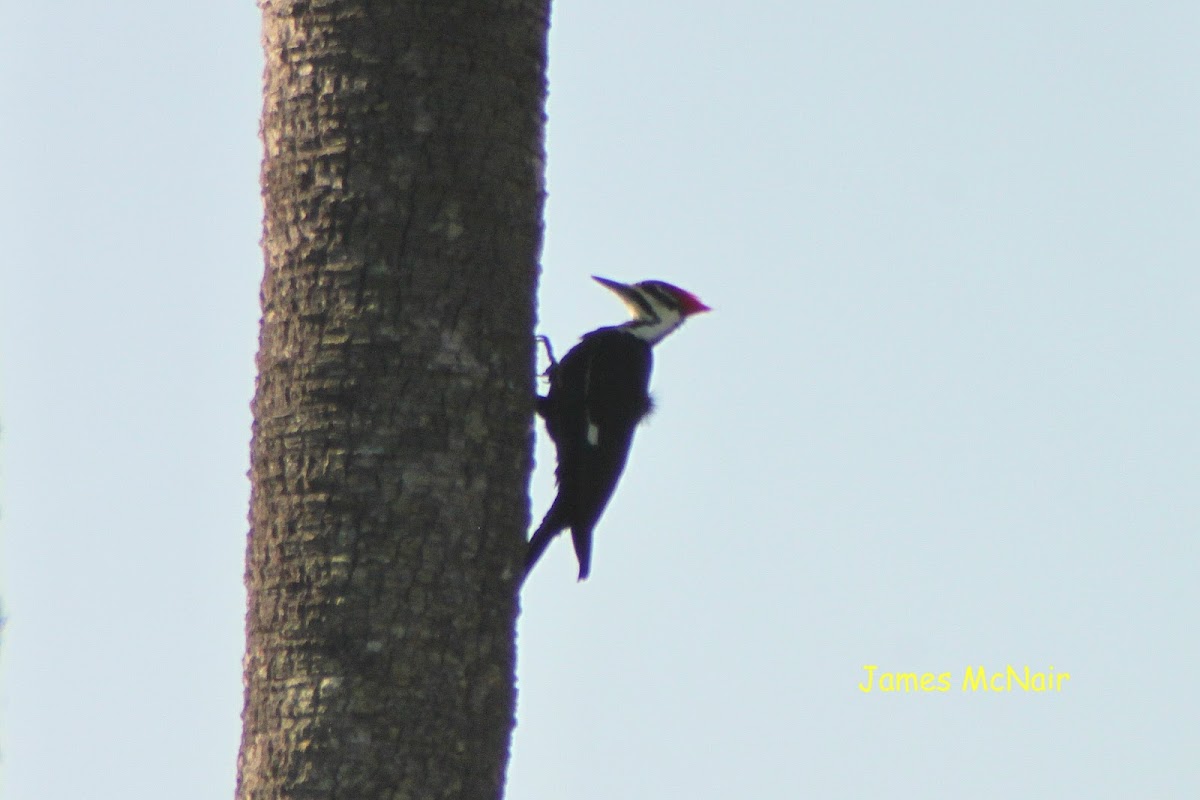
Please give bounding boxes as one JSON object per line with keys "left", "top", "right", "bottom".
{"left": 536, "top": 335, "right": 558, "bottom": 377}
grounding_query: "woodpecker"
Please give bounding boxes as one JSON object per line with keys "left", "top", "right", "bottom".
{"left": 526, "top": 276, "right": 711, "bottom": 580}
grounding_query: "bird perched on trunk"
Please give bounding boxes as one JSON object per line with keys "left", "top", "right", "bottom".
{"left": 526, "top": 276, "right": 710, "bottom": 580}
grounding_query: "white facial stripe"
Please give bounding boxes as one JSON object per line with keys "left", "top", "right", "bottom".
{"left": 613, "top": 281, "right": 692, "bottom": 344}
{"left": 639, "top": 282, "right": 683, "bottom": 312}
{"left": 623, "top": 290, "right": 658, "bottom": 321}
{"left": 625, "top": 314, "right": 684, "bottom": 345}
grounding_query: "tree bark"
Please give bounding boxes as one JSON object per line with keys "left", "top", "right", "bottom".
{"left": 237, "top": 1, "right": 547, "bottom": 798}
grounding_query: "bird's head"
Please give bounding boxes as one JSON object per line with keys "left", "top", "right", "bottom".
{"left": 593, "top": 276, "right": 711, "bottom": 344}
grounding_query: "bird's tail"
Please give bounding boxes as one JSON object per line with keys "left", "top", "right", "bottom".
{"left": 525, "top": 500, "right": 567, "bottom": 578}
{"left": 571, "top": 527, "right": 593, "bottom": 581}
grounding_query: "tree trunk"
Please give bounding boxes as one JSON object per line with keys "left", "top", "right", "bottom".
{"left": 237, "top": 1, "right": 548, "bottom": 798}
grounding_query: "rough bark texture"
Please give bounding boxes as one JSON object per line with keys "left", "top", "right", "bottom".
{"left": 237, "top": 1, "right": 548, "bottom": 798}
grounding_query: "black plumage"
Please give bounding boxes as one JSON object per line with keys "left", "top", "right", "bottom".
{"left": 523, "top": 276, "right": 708, "bottom": 581}
{"left": 526, "top": 328, "right": 653, "bottom": 580}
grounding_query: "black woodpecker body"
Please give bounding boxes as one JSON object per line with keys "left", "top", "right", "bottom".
{"left": 526, "top": 276, "right": 710, "bottom": 580}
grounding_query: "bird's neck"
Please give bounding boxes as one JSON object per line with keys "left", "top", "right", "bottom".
{"left": 618, "top": 313, "right": 685, "bottom": 346}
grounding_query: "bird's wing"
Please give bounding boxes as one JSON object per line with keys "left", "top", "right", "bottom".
{"left": 564, "top": 330, "right": 653, "bottom": 533}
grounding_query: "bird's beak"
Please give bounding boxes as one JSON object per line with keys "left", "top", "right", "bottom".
{"left": 591, "top": 275, "right": 642, "bottom": 310}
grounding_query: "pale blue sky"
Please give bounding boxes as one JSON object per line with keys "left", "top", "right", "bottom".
{"left": 3, "top": 2, "right": 1197, "bottom": 798}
